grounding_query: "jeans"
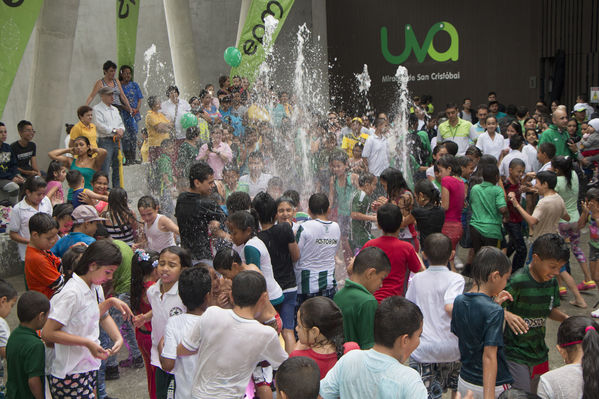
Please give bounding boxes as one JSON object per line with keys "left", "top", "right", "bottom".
{"left": 98, "top": 137, "right": 121, "bottom": 188}
{"left": 109, "top": 293, "right": 141, "bottom": 362}
{"left": 119, "top": 109, "right": 139, "bottom": 160}
{"left": 505, "top": 222, "right": 527, "bottom": 272}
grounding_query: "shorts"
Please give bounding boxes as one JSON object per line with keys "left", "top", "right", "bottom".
{"left": 442, "top": 221, "right": 463, "bottom": 250}
{"left": 275, "top": 290, "right": 297, "bottom": 330}
{"left": 470, "top": 225, "right": 501, "bottom": 253}
{"left": 507, "top": 359, "right": 548, "bottom": 393}
{"left": 49, "top": 371, "right": 97, "bottom": 398}
{"left": 457, "top": 377, "right": 510, "bottom": 399}
{"left": 589, "top": 245, "right": 599, "bottom": 262}
{"left": 296, "top": 287, "right": 337, "bottom": 308}
{"left": 409, "top": 359, "right": 460, "bottom": 399}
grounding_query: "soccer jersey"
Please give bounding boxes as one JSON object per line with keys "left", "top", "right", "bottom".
{"left": 350, "top": 190, "right": 373, "bottom": 250}
{"left": 503, "top": 265, "right": 560, "bottom": 366}
{"left": 295, "top": 219, "right": 341, "bottom": 294}
{"left": 234, "top": 236, "right": 284, "bottom": 305}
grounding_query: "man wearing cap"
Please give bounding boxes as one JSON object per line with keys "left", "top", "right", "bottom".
{"left": 341, "top": 117, "right": 370, "bottom": 157}
{"left": 50, "top": 205, "right": 105, "bottom": 257}
{"left": 539, "top": 108, "right": 576, "bottom": 157}
{"left": 574, "top": 94, "right": 594, "bottom": 121}
{"left": 93, "top": 86, "right": 125, "bottom": 188}
{"left": 573, "top": 103, "right": 588, "bottom": 124}
{"left": 220, "top": 95, "right": 244, "bottom": 137}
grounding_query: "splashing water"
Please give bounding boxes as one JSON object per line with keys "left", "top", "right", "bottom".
{"left": 388, "top": 65, "right": 413, "bottom": 189}
{"left": 354, "top": 64, "right": 372, "bottom": 113}
{"left": 143, "top": 44, "right": 157, "bottom": 94}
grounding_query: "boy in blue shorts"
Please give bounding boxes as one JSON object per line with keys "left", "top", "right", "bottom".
{"left": 502, "top": 233, "right": 569, "bottom": 393}
{"left": 452, "top": 247, "right": 513, "bottom": 398}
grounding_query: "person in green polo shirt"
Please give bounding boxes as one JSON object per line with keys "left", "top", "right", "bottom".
{"left": 6, "top": 291, "right": 49, "bottom": 399}
{"left": 538, "top": 108, "right": 578, "bottom": 157}
{"left": 334, "top": 247, "right": 390, "bottom": 349}
{"left": 469, "top": 163, "right": 508, "bottom": 254}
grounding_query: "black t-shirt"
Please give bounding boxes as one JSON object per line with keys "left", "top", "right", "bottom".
{"left": 10, "top": 141, "right": 36, "bottom": 171}
{"left": 411, "top": 204, "right": 445, "bottom": 243}
{"left": 257, "top": 223, "right": 296, "bottom": 290}
{"left": 175, "top": 191, "right": 226, "bottom": 260}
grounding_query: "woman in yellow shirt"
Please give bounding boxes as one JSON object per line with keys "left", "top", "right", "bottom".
{"left": 69, "top": 105, "right": 98, "bottom": 148}
{"left": 145, "top": 96, "right": 173, "bottom": 162}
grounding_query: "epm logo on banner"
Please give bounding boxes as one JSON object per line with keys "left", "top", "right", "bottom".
{"left": 381, "top": 22, "right": 459, "bottom": 64}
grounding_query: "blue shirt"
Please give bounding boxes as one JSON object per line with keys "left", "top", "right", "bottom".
{"left": 71, "top": 188, "right": 86, "bottom": 209}
{"left": 51, "top": 232, "right": 96, "bottom": 258}
{"left": 320, "top": 349, "right": 427, "bottom": 399}
{"left": 220, "top": 108, "right": 244, "bottom": 137}
{"left": 122, "top": 81, "right": 143, "bottom": 122}
{"left": 451, "top": 292, "right": 513, "bottom": 386}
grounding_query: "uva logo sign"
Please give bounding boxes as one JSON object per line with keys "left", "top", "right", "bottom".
{"left": 381, "top": 22, "right": 459, "bottom": 64}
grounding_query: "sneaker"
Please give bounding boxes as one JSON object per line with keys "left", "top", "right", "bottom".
{"left": 592, "top": 307, "right": 599, "bottom": 318}
{"left": 105, "top": 365, "right": 120, "bottom": 381}
{"left": 118, "top": 357, "right": 134, "bottom": 368}
{"left": 559, "top": 286, "right": 567, "bottom": 297}
{"left": 133, "top": 356, "right": 145, "bottom": 369}
{"left": 577, "top": 280, "right": 597, "bottom": 291}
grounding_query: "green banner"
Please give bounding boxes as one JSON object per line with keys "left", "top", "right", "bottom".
{"left": 0, "top": 0, "right": 44, "bottom": 117}
{"left": 116, "top": 0, "right": 140, "bottom": 68}
{"left": 231, "top": 0, "right": 294, "bottom": 83}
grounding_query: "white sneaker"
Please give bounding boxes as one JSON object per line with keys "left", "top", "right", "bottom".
{"left": 592, "top": 307, "right": 599, "bottom": 318}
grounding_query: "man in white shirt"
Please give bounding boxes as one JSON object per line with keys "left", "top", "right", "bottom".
{"left": 178, "top": 271, "right": 288, "bottom": 399}
{"left": 93, "top": 86, "right": 125, "bottom": 187}
{"left": 500, "top": 135, "right": 530, "bottom": 177}
{"left": 161, "top": 85, "right": 191, "bottom": 141}
{"left": 362, "top": 117, "right": 390, "bottom": 176}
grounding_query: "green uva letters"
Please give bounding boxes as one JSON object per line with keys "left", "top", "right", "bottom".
{"left": 381, "top": 22, "right": 459, "bottom": 64}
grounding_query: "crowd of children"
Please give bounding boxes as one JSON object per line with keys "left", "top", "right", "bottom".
{"left": 1, "top": 80, "right": 599, "bottom": 399}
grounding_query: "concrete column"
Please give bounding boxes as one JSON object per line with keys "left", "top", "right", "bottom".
{"left": 25, "top": 0, "right": 79, "bottom": 171}
{"left": 163, "top": 0, "right": 201, "bottom": 98}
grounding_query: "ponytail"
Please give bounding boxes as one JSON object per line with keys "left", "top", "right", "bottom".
{"left": 582, "top": 321, "right": 599, "bottom": 399}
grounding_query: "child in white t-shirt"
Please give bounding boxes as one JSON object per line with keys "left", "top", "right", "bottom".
{"left": 0, "top": 280, "right": 17, "bottom": 396}
{"left": 295, "top": 193, "right": 341, "bottom": 306}
{"left": 405, "top": 233, "right": 465, "bottom": 399}
{"left": 177, "top": 271, "right": 288, "bottom": 399}
{"left": 160, "top": 267, "right": 212, "bottom": 399}
{"left": 133, "top": 246, "right": 191, "bottom": 399}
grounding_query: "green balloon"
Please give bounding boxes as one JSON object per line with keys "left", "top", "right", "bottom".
{"left": 180, "top": 112, "right": 198, "bottom": 130}
{"left": 224, "top": 46, "right": 242, "bottom": 67}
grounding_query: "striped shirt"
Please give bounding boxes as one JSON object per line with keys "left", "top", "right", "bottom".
{"left": 295, "top": 219, "right": 341, "bottom": 294}
{"left": 503, "top": 265, "right": 560, "bottom": 366}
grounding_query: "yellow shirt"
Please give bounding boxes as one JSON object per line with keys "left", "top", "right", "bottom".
{"left": 341, "top": 132, "right": 369, "bottom": 157}
{"left": 70, "top": 121, "right": 98, "bottom": 148}
{"left": 145, "top": 110, "right": 170, "bottom": 147}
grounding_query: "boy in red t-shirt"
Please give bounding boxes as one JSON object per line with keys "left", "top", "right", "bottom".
{"left": 362, "top": 203, "right": 424, "bottom": 302}
{"left": 503, "top": 158, "right": 527, "bottom": 272}
{"left": 24, "top": 213, "right": 63, "bottom": 299}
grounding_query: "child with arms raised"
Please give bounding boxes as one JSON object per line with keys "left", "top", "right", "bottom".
{"left": 502, "top": 234, "right": 569, "bottom": 393}
{"left": 177, "top": 271, "right": 288, "bottom": 398}
{"left": 451, "top": 247, "right": 513, "bottom": 398}
{"left": 160, "top": 267, "right": 212, "bottom": 399}
{"left": 290, "top": 296, "right": 359, "bottom": 378}
{"left": 334, "top": 247, "right": 390, "bottom": 349}
{"left": 406, "top": 233, "right": 465, "bottom": 399}
{"left": 320, "top": 296, "right": 427, "bottom": 399}
{"left": 5, "top": 291, "right": 49, "bottom": 399}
